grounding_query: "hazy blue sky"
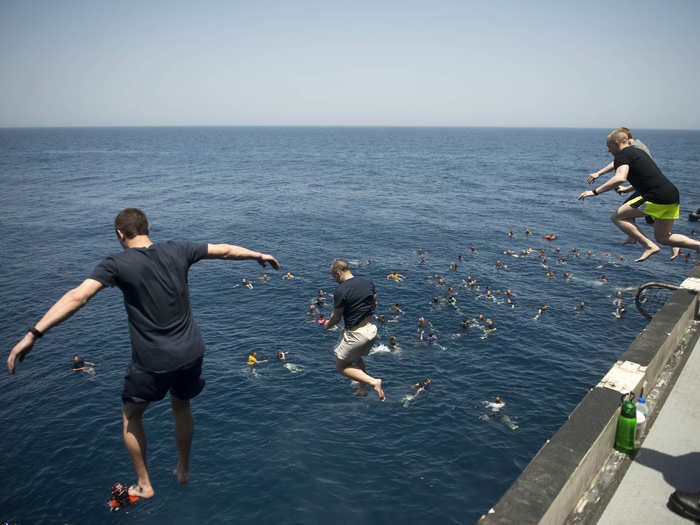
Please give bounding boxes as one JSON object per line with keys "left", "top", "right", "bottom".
{"left": 1, "top": 0, "right": 699, "bottom": 128}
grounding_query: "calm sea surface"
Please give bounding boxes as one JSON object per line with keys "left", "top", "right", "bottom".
{"left": 1, "top": 127, "right": 698, "bottom": 524}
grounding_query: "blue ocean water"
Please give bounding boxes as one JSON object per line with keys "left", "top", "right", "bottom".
{"left": 0, "top": 127, "right": 698, "bottom": 525}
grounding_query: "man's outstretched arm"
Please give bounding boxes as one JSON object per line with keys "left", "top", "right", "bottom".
{"left": 7, "top": 278, "right": 104, "bottom": 374}
{"left": 205, "top": 244, "right": 280, "bottom": 270}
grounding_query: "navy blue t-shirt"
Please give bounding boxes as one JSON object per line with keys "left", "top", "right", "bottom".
{"left": 90, "top": 241, "right": 209, "bottom": 373}
{"left": 333, "top": 276, "right": 376, "bottom": 329}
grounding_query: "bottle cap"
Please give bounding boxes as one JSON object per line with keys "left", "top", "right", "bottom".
{"left": 621, "top": 400, "right": 636, "bottom": 418}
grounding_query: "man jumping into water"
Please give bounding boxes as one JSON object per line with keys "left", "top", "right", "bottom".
{"left": 7, "top": 208, "right": 280, "bottom": 500}
{"left": 578, "top": 130, "right": 700, "bottom": 261}
{"left": 323, "top": 259, "right": 385, "bottom": 401}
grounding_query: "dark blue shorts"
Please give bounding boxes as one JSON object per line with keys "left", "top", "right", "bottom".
{"left": 122, "top": 356, "right": 205, "bottom": 404}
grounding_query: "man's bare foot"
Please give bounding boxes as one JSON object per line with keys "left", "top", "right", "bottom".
{"left": 129, "top": 484, "right": 155, "bottom": 499}
{"left": 635, "top": 245, "right": 660, "bottom": 262}
{"left": 173, "top": 464, "right": 190, "bottom": 484}
{"left": 372, "top": 379, "right": 385, "bottom": 402}
{"left": 621, "top": 237, "right": 637, "bottom": 246}
{"left": 670, "top": 247, "right": 681, "bottom": 260}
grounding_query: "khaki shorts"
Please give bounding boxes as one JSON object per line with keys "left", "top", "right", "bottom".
{"left": 333, "top": 323, "right": 378, "bottom": 363}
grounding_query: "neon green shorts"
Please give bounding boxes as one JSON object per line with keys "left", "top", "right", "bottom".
{"left": 626, "top": 196, "right": 679, "bottom": 220}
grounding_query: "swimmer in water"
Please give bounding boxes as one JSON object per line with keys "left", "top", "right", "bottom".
{"left": 72, "top": 353, "right": 94, "bottom": 372}
{"left": 307, "top": 304, "right": 317, "bottom": 316}
{"left": 575, "top": 300, "right": 585, "bottom": 312}
{"left": 600, "top": 274, "right": 608, "bottom": 283}
{"left": 537, "top": 304, "right": 548, "bottom": 317}
{"left": 276, "top": 350, "right": 288, "bottom": 361}
{"left": 485, "top": 396, "right": 506, "bottom": 413}
{"left": 460, "top": 319, "right": 469, "bottom": 330}
{"left": 241, "top": 278, "right": 253, "bottom": 289}
{"left": 391, "top": 303, "right": 403, "bottom": 314}
{"left": 420, "top": 331, "right": 437, "bottom": 344}
{"left": 260, "top": 274, "right": 270, "bottom": 282}
{"left": 282, "top": 272, "right": 295, "bottom": 280}
{"left": 247, "top": 351, "right": 267, "bottom": 366}
{"left": 471, "top": 245, "right": 477, "bottom": 252}
{"left": 413, "top": 378, "right": 431, "bottom": 397}
{"left": 449, "top": 261, "right": 457, "bottom": 271}
{"left": 613, "top": 303, "right": 627, "bottom": 318}
{"left": 402, "top": 377, "right": 431, "bottom": 407}
{"left": 524, "top": 228, "right": 532, "bottom": 236}
{"left": 389, "top": 336, "right": 397, "bottom": 348}
{"left": 481, "top": 397, "right": 518, "bottom": 429}
{"left": 387, "top": 273, "right": 406, "bottom": 282}
{"left": 486, "top": 319, "right": 494, "bottom": 329}
{"left": 109, "top": 482, "right": 139, "bottom": 511}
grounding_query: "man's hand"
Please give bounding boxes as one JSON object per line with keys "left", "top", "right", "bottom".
{"left": 616, "top": 185, "right": 633, "bottom": 195}
{"left": 578, "top": 190, "right": 595, "bottom": 200}
{"left": 257, "top": 254, "right": 280, "bottom": 270}
{"left": 8, "top": 333, "right": 35, "bottom": 374}
{"left": 587, "top": 173, "right": 600, "bottom": 184}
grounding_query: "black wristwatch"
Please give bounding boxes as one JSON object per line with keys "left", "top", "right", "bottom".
{"left": 592, "top": 187, "right": 599, "bottom": 195}
{"left": 28, "top": 326, "right": 43, "bottom": 339}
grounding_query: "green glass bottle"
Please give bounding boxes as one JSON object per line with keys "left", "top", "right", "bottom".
{"left": 615, "top": 395, "right": 637, "bottom": 455}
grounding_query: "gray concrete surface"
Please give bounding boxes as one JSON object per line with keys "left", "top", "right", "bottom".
{"left": 598, "top": 334, "right": 700, "bottom": 524}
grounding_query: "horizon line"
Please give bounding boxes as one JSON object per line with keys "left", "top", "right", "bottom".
{"left": 2, "top": 124, "right": 700, "bottom": 132}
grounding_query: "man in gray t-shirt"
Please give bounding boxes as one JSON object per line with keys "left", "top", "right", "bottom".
{"left": 7, "top": 208, "right": 280, "bottom": 501}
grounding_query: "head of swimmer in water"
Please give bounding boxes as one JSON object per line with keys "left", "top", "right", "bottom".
{"left": 423, "top": 378, "right": 431, "bottom": 387}
{"left": 330, "top": 259, "right": 351, "bottom": 283}
{"left": 73, "top": 354, "right": 80, "bottom": 362}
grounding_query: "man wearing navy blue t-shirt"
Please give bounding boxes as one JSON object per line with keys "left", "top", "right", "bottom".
{"left": 7, "top": 208, "right": 280, "bottom": 500}
{"left": 323, "top": 259, "right": 385, "bottom": 401}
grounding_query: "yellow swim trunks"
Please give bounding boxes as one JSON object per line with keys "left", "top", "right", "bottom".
{"left": 626, "top": 196, "right": 679, "bottom": 220}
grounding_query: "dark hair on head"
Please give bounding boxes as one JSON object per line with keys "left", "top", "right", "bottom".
{"left": 114, "top": 208, "right": 149, "bottom": 239}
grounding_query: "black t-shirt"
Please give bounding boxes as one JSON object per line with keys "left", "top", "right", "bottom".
{"left": 614, "top": 146, "right": 679, "bottom": 204}
{"left": 72, "top": 359, "right": 85, "bottom": 370}
{"left": 333, "top": 276, "right": 376, "bottom": 329}
{"left": 90, "top": 240, "right": 209, "bottom": 372}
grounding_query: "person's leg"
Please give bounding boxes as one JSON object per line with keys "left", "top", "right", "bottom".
{"left": 610, "top": 204, "right": 659, "bottom": 262}
{"left": 170, "top": 394, "right": 193, "bottom": 484}
{"left": 653, "top": 219, "right": 700, "bottom": 252}
{"left": 122, "top": 401, "right": 155, "bottom": 498}
{"left": 336, "top": 358, "right": 385, "bottom": 401}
